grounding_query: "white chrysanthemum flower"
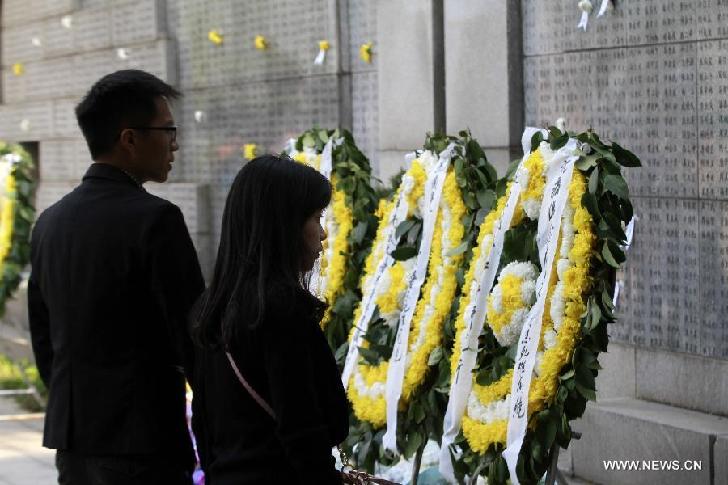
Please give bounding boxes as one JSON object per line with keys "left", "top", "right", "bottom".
{"left": 419, "top": 150, "right": 439, "bottom": 171}
{"left": 523, "top": 198, "right": 542, "bottom": 220}
{"left": 534, "top": 350, "right": 545, "bottom": 376}
{"left": 556, "top": 258, "right": 570, "bottom": 279}
{"left": 496, "top": 308, "right": 529, "bottom": 347}
{"left": 467, "top": 392, "right": 511, "bottom": 423}
{"left": 543, "top": 329, "right": 558, "bottom": 350}
{"left": 503, "top": 261, "right": 539, "bottom": 281}
{"left": 539, "top": 141, "right": 555, "bottom": 164}
{"left": 550, "top": 283, "right": 565, "bottom": 331}
{"left": 354, "top": 373, "right": 385, "bottom": 398}
{"left": 520, "top": 279, "right": 537, "bottom": 305}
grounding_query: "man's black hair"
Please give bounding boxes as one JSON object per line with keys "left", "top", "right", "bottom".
{"left": 75, "top": 70, "right": 180, "bottom": 159}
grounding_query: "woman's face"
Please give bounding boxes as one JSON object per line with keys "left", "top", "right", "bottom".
{"left": 301, "top": 209, "right": 326, "bottom": 271}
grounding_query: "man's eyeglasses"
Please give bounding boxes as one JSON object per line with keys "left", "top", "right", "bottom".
{"left": 128, "top": 126, "right": 177, "bottom": 143}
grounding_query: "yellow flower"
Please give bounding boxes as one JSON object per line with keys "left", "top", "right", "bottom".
{"left": 255, "top": 35, "right": 267, "bottom": 50}
{"left": 207, "top": 30, "right": 223, "bottom": 45}
{"left": 320, "top": 185, "right": 353, "bottom": 330}
{"left": 359, "top": 42, "right": 373, "bottom": 63}
{"left": 462, "top": 416, "right": 507, "bottom": 454}
{"left": 12, "top": 63, "right": 24, "bottom": 76}
{"left": 243, "top": 144, "right": 257, "bottom": 160}
{"left": 318, "top": 40, "right": 330, "bottom": 51}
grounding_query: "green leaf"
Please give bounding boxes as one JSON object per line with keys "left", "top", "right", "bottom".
{"left": 575, "top": 382, "right": 597, "bottom": 401}
{"left": 588, "top": 167, "right": 599, "bottom": 194}
{"left": 428, "top": 346, "right": 444, "bottom": 366}
{"left": 581, "top": 192, "right": 601, "bottom": 222}
{"left": 476, "top": 189, "right": 496, "bottom": 212}
{"left": 530, "top": 131, "right": 545, "bottom": 153}
{"left": 403, "top": 430, "right": 423, "bottom": 459}
{"left": 391, "top": 245, "right": 418, "bottom": 261}
{"left": 445, "top": 240, "right": 469, "bottom": 257}
{"left": 602, "top": 174, "right": 629, "bottom": 200}
{"left": 576, "top": 154, "right": 599, "bottom": 171}
{"left": 612, "top": 143, "right": 642, "bottom": 167}
{"left": 351, "top": 221, "right": 368, "bottom": 244}
{"left": 395, "top": 219, "right": 415, "bottom": 239}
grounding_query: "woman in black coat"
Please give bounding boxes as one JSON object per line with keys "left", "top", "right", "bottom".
{"left": 191, "top": 155, "right": 348, "bottom": 484}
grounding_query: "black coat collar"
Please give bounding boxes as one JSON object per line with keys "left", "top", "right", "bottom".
{"left": 83, "top": 163, "right": 143, "bottom": 189}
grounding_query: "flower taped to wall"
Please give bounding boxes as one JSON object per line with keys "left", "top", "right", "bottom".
{"left": 0, "top": 142, "right": 36, "bottom": 316}
{"left": 287, "top": 129, "right": 379, "bottom": 360}
{"left": 441, "top": 126, "right": 640, "bottom": 485}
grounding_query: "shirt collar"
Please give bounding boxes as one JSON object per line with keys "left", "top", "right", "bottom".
{"left": 83, "top": 163, "right": 144, "bottom": 189}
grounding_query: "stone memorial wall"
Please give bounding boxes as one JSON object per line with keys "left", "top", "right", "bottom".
{"left": 523, "top": 0, "right": 728, "bottom": 359}
{"left": 0, "top": 0, "right": 379, "bottom": 278}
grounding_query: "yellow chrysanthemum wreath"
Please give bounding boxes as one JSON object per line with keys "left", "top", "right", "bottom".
{"left": 0, "top": 142, "right": 36, "bottom": 316}
{"left": 347, "top": 157, "right": 428, "bottom": 426}
{"left": 459, "top": 148, "right": 595, "bottom": 453}
{"left": 288, "top": 129, "right": 377, "bottom": 354}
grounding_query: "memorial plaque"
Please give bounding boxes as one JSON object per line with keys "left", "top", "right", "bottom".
{"left": 28, "top": 58, "right": 75, "bottom": 101}
{"left": 352, "top": 71, "right": 379, "bottom": 172}
{"left": 39, "top": 140, "right": 78, "bottom": 182}
{"left": 112, "top": 0, "right": 163, "bottom": 46}
{"left": 696, "top": 0, "right": 728, "bottom": 40}
{"left": 523, "top": 0, "right": 700, "bottom": 55}
{"left": 52, "top": 98, "right": 81, "bottom": 138}
{"left": 348, "top": 0, "right": 377, "bottom": 74}
{"left": 1, "top": 23, "right": 45, "bottom": 67}
{"left": 175, "top": 0, "right": 336, "bottom": 90}
{"left": 697, "top": 40, "right": 728, "bottom": 200}
{"left": 74, "top": 6, "right": 112, "bottom": 53}
{"left": 43, "top": 15, "right": 76, "bottom": 57}
{"left": 698, "top": 200, "right": 728, "bottom": 358}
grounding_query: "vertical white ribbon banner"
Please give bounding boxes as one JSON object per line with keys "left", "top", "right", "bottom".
{"left": 502, "top": 140, "right": 579, "bottom": 484}
{"left": 341, "top": 154, "right": 417, "bottom": 389}
{"left": 309, "top": 139, "right": 335, "bottom": 297}
{"left": 612, "top": 216, "right": 636, "bottom": 308}
{"left": 597, "top": 0, "right": 611, "bottom": 17}
{"left": 438, "top": 128, "right": 546, "bottom": 481}
{"left": 382, "top": 145, "right": 455, "bottom": 452}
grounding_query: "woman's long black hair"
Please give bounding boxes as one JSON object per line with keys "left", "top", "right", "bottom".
{"left": 192, "top": 154, "right": 331, "bottom": 347}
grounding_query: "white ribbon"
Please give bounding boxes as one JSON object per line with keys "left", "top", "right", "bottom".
{"left": 612, "top": 217, "right": 636, "bottom": 308}
{"left": 597, "top": 0, "right": 610, "bottom": 17}
{"left": 503, "top": 140, "right": 578, "bottom": 484}
{"left": 577, "top": 10, "right": 589, "bottom": 30}
{"left": 438, "top": 129, "right": 545, "bottom": 481}
{"left": 314, "top": 47, "right": 327, "bottom": 65}
{"left": 320, "top": 139, "right": 333, "bottom": 180}
{"left": 382, "top": 145, "right": 454, "bottom": 452}
{"left": 342, "top": 173, "right": 414, "bottom": 389}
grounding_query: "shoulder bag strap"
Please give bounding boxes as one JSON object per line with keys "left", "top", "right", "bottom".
{"left": 224, "top": 351, "right": 276, "bottom": 419}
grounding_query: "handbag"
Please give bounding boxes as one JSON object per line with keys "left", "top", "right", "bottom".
{"left": 224, "top": 351, "right": 400, "bottom": 485}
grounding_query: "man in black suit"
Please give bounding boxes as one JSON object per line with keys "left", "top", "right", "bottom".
{"left": 28, "top": 70, "right": 205, "bottom": 484}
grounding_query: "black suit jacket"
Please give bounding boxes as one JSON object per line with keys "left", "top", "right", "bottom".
{"left": 28, "top": 163, "right": 204, "bottom": 464}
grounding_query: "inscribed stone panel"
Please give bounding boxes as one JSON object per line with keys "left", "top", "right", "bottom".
{"left": 523, "top": 45, "right": 697, "bottom": 198}
{"left": 39, "top": 139, "right": 88, "bottom": 182}
{"left": 27, "top": 58, "right": 76, "bottom": 101}
{"left": 696, "top": 0, "right": 728, "bottom": 40}
{"left": 352, "top": 71, "right": 379, "bottom": 172}
{"left": 619, "top": 197, "right": 699, "bottom": 354}
{"left": 522, "top": 0, "right": 701, "bottom": 55}
{"left": 174, "top": 0, "right": 336, "bottom": 89}
{"left": 699, "top": 200, "right": 728, "bottom": 358}
{"left": 698, "top": 40, "right": 728, "bottom": 200}
{"left": 348, "top": 0, "right": 377, "bottom": 74}
{"left": 73, "top": 6, "right": 112, "bottom": 53}
{"left": 112, "top": 0, "right": 164, "bottom": 46}
{"left": 52, "top": 98, "right": 81, "bottom": 139}
{"left": 1, "top": 23, "right": 45, "bottom": 68}
{"left": 43, "top": 15, "right": 76, "bottom": 57}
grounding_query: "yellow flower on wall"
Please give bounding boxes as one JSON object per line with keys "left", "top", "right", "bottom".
{"left": 207, "top": 30, "right": 224, "bottom": 46}
{"left": 255, "top": 35, "right": 267, "bottom": 50}
{"left": 12, "top": 63, "right": 24, "bottom": 76}
{"left": 243, "top": 144, "right": 257, "bottom": 160}
{"left": 359, "top": 42, "right": 373, "bottom": 63}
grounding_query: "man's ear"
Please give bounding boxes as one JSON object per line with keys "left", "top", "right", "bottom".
{"left": 118, "top": 128, "right": 137, "bottom": 154}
